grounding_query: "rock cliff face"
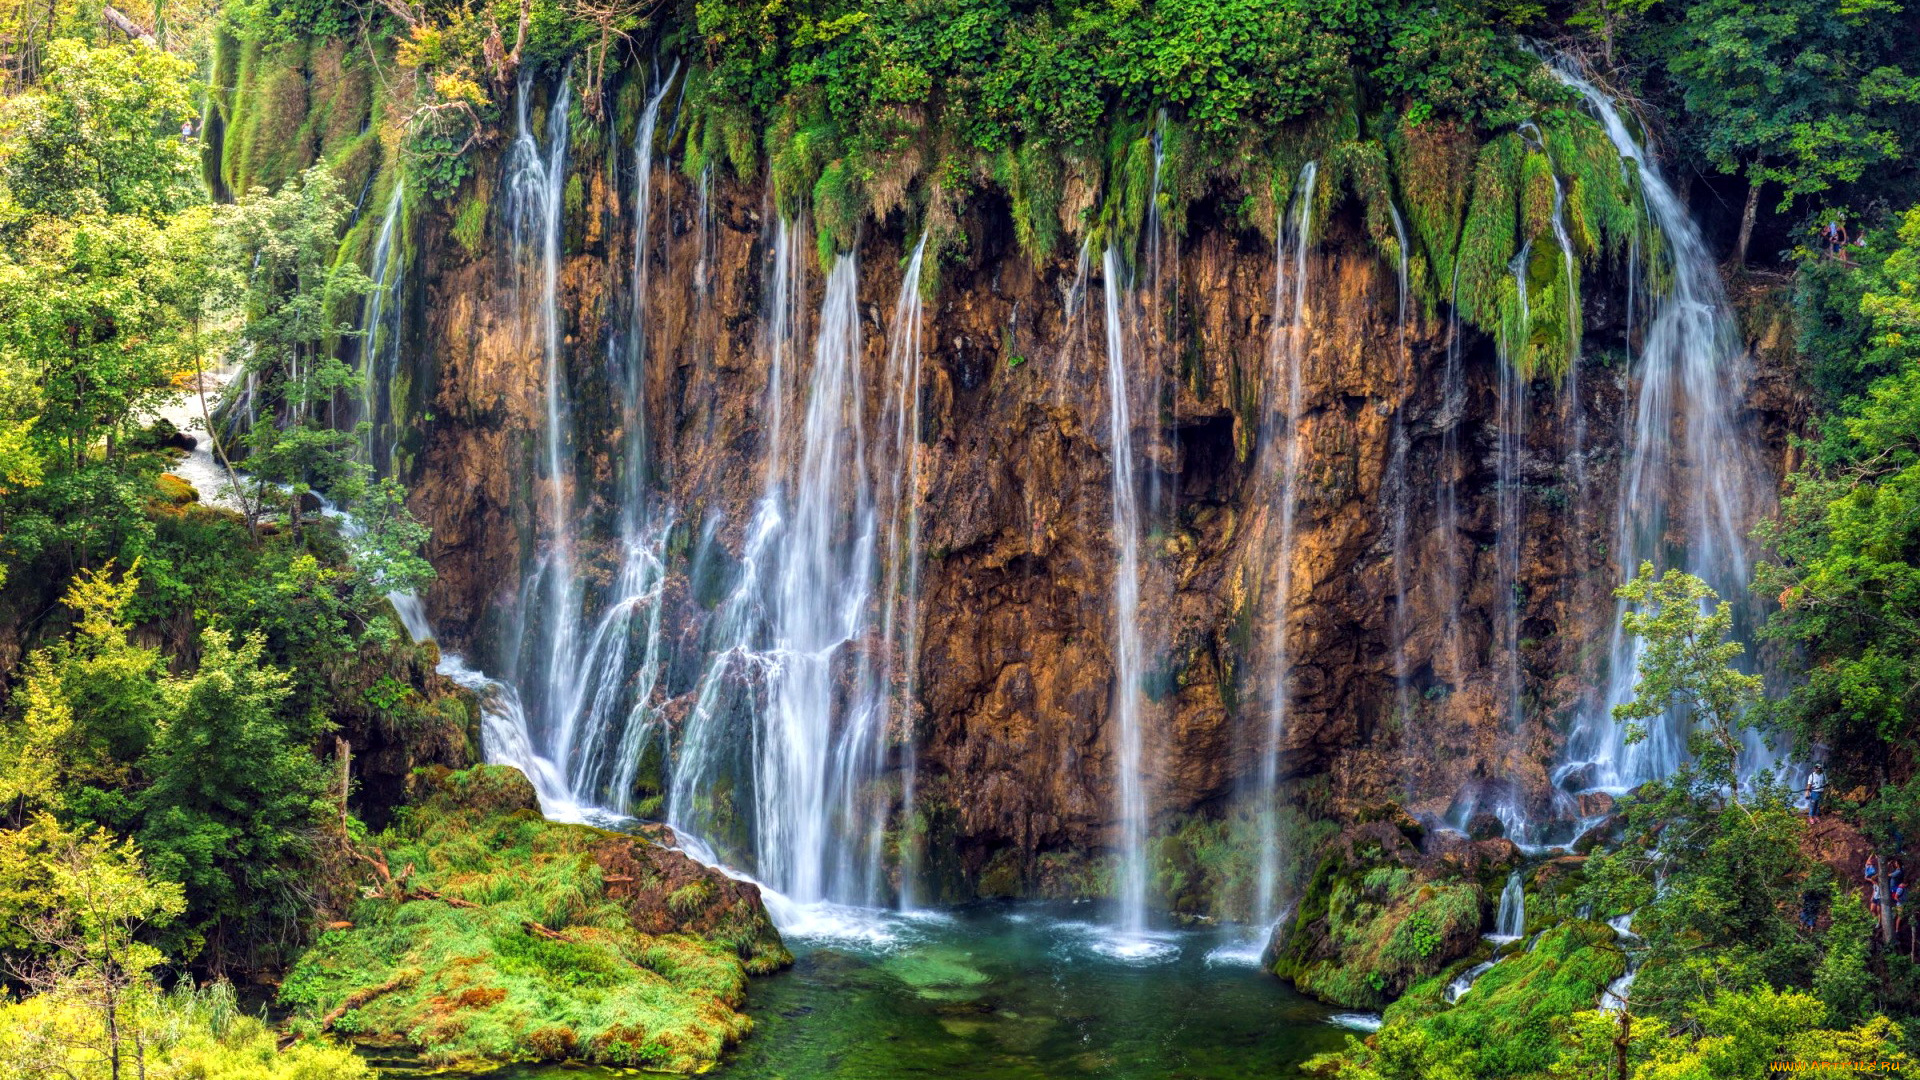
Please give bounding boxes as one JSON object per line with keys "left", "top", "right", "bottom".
{"left": 373, "top": 84, "right": 1798, "bottom": 903}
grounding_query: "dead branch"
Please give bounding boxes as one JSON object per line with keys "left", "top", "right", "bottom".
{"left": 319, "top": 970, "right": 418, "bottom": 1031}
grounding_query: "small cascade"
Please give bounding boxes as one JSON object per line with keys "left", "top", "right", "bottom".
{"left": 1445, "top": 960, "right": 1497, "bottom": 1004}
{"left": 358, "top": 181, "right": 405, "bottom": 474}
{"left": 882, "top": 235, "right": 930, "bottom": 907}
{"left": 1385, "top": 203, "right": 1413, "bottom": 721}
{"left": 1492, "top": 871, "right": 1526, "bottom": 941}
{"left": 1600, "top": 912, "right": 1640, "bottom": 1011}
{"left": 1547, "top": 61, "right": 1774, "bottom": 793}
{"left": 1252, "top": 162, "right": 1318, "bottom": 927}
{"left": 1101, "top": 242, "right": 1150, "bottom": 936}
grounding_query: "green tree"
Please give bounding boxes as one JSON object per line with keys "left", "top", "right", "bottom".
{"left": 138, "top": 627, "right": 331, "bottom": 969}
{"left": 0, "top": 564, "right": 162, "bottom": 829}
{"left": 219, "top": 165, "right": 371, "bottom": 533}
{"left": 1612, "top": 563, "right": 1765, "bottom": 795}
{"left": 1812, "top": 883, "right": 1877, "bottom": 1026}
{"left": 1757, "top": 206, "right": 1920, "bottom": 768}
{"left": 0, "top": 38, "right": 199, "bottom": 227}
{"left": 12, "top": 826, "right": 185, "bottom": 1080}
{"left": 1656, "top": 0, "right": 1920, "bottom": 263}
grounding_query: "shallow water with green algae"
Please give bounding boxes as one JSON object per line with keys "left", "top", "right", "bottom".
{"left": 438, "top": 902, "right": 1358, "bottom": 1080}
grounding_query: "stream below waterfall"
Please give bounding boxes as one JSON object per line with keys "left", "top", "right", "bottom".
{"left": 374, "top": 903, "right": 1349, "bottom": 1079}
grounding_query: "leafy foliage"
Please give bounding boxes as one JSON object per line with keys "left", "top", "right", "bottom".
{"left": 1758, "top": 206, "right": 1920, "bottom": 767}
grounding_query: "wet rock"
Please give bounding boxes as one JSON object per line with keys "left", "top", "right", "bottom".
{"left": 1466, "top": 812, "right": 1507, "bottom": 841}
{"left": 1575, "top": 791, "right": 1615, "bottom": 817}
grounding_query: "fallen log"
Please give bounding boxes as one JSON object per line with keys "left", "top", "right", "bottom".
{"left": 320, "top": 969, "right": 419, "bottom": 1031}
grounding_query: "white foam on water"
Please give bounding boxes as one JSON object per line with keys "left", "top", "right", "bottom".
{"left": 760, "top": 896, "right": 914, "bottom": 950}
{"left": 1203, "top": 938, "right": 1268, "bottom": 968}
{"left": 1327, "top": 1013, "right": 1384, "bottom": 1032}
{"left": 1051, "top": 921, "right": 1182, "bottom": 965}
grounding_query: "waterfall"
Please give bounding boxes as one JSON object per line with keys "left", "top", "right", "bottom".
{"left": 1445, "top": 960, "right": 1497, "bottom": 1004}
{"left": 499, "top": 68, "right": 576, "bottom": 806}
{"left": 883, "top": 235, "right": 930, "bottom": 908}
{"left": 1492, "top": 871, "right": 1525, "bottom": 941}
{"left": 668, "top": 219, "right": 805, "bottom": 865}
{"left": 359, "top": 181, "right": 404, "bottom": 475}
{"left": 1253, "top": 162, "right": 1318, "bottom": 927}
{"left": 557, "top": 61, "right": 683, "bottom": 812}
{"left": 1432, "top": 262, "right": 1468, "bottom": 686}
{"left": 1386, "top": 204, "right": 1413, "bottom": 721}
{"left": 618, "top": 59, "right": 679, "bottom": 539}
{"left": 757, "top": 253, "right": 872, "bottom": 904}
{"left": 663, "top": 237, "right": 915, "bottom": 910}
{"left": 1546, "top": 62, "right": 1772, "bottom": 793}
{"left": 1101, "top": 243, "right": 1150, "bottom": 935}
{"left": 494, "top": 67, "right": 647, "bottom": 819}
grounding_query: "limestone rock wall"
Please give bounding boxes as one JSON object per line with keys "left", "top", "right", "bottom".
{"left": 393, "top": 105, "right": 1798, "bottom": 896}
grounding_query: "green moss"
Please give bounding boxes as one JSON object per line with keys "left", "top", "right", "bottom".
{"left": 280, "top": 766, "right": 787, "bottom": 1072}
{"left": 1413, "top": 921, "right": 1626, "bottom": 1075}
{"left": 1274, "top": 853, "right": 1483, "bottom": 1010}
{"left": 224, "top": 39, "right": 316, "bottom": 194}
{"left": 450, "top": 191, "right": 488, "bottom": 257}
{"left": 1390, "top": 118, "right": 1478, "bottom": 298}
{"left": 813, "top": 158, "right": 861, "bottom": 267}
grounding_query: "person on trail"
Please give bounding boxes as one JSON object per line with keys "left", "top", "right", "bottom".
{"left": 1801, "top": 888, "right": 1823, "bottom": 931}
{"left": 1894, "top": 880, "right": 1908, "bottom": 936}
{"left": 1806, "top": 766, "right": 1827, "bottom": 820}
{"left": 1825, "top": 221, "right": 1843, "bottom": 256}
{"left": 1866, "top": 853, "right": 1880, "bottom": 884}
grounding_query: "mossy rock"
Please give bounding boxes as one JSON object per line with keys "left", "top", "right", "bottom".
{"left": 153, "top": 473, "right": 199, "bottom": 506}
{"left": 282, "top": 765, "right": 789, "bottom": 1073}
{"left": 1408, "top": 921, "right": 1626, "bottom": 1076}
{"left": 1271, "top": 824, "right": 1483, "bottom": 1010}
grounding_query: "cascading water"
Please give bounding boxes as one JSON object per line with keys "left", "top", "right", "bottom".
{"left": 1386, "top": 204, "right": 1413, "bottom": 721}
{"left": 1496, "top": 246, "right": 1532, "bottom": 748}
{"left": 881, "top": 235, "right": 930, "bottom": 908}
{"left": 1101, "top": 243, "right": 1151, "bottom": 937}
{"left": 663, "top": 234, "right": 922, "bottom": 913}
{"left": 1546, "top": 62, "right": 1773, "bottom": 793}
{"left": 358, "top": 181, "right": 404, "bottom": 475}
{"left": 494, "top": 68, "right": 613, "bottom": 817}
{"left": 1492, "top": 871, "right": 1525, "bottom": 941}
{"left": 1252, "top": 162, "right": 1318, "bottom": 928}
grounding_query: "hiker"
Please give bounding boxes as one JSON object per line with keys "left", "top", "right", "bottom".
{"left": 1801, "top": 888, "right": 1823, "bottom": 931}
{"left": 1894, "top": 880, "right": 1908, "bottom": 936}
{"left": 1806, "top": 765, "right": 1827, "bottom": 820}
{"left": 1866, "top": 852, "right": 1880, "bottom": 884}
{"left": 1824, "top": 221, "right": 1843, "bottom": 257}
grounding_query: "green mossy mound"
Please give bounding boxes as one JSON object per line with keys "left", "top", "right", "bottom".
{"left": 280, "top": 765, "right": 790, "bottom": 1073}
{"left": 1271, "top": 823, "right": 1485, "bottom": 1010}
{"left": 1359, "top": 921, "right": 1627, "bottom": 1077}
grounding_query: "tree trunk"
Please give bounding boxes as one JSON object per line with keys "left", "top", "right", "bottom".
{"left": 101, "top": 5, "right": 154, "bottom": 43}
{"left": 1614, "top": 1007, "right": 1631, "bottom": 1080}
{"left": 1735, "top": 176, "right": 1762, "bottom": 268}
{"left": 336, "top": 736, "right": 352, "bottom": 836}
{"left": 1881, "top": 876, "right": 1897, "bottom": 945}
